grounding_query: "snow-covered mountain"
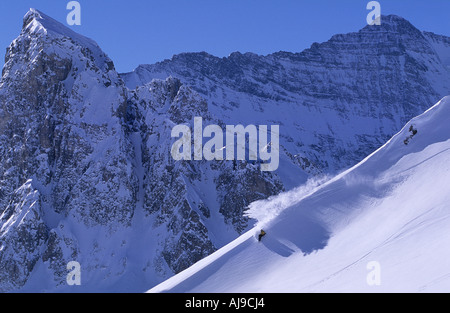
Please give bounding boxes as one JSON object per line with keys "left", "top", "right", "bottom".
{"left": 122, "top": 15, "right": 450, "bottom": 175}
{"left": 0, "top": 8, "right": 140, "bottom": 291}
{"left": 0, "top": 9, "right": 449, "bottom": 292}
{"left": 0, "top": 9, "right": 282, "bottom": 292}
{"left": 150, "top": 96, "right": 450, "bottom": 293}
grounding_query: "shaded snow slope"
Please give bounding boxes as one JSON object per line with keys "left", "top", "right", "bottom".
{"left": 150, "top": 96, "right": 450, "bottom": 293}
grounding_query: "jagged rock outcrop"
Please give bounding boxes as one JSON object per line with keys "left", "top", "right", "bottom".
{"left": 0, "top": 181, "right": 48, "bottom": 292}
{"left": 128, "top": 76, "right": 284, "bottom": 273}
{"left": 0, "top": 8, "right": 138, "bottom": 291}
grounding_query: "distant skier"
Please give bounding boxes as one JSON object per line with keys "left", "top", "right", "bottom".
{"left": 258, "top": 230, "right": 266, "bottom": 242}
{"left": 404, "top": 125, "right": 418, "bottom": 145}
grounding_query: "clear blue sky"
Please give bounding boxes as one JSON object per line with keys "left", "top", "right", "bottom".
{"left": 0, "top": 0, "right": 449, "bottom": 73}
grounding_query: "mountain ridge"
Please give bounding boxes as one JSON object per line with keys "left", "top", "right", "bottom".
{"left": 121, "top": 14, "right": 450, "bottom": 174}
{"left": 125, "top": 14, "right": 428, "bottom": 71}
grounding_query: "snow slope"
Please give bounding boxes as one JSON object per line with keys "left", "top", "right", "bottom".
{"left": 149, "top": 96, "right": 450, "bottom": 293}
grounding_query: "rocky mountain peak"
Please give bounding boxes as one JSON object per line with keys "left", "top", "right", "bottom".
{"left": 22, "top": 8, "right": 95, "bottom": 48}
{"left": 11, "top": 8, "right": 116, "bottom": 77}
{"left": 360, "top": 14, "right": 424, "bottom": 37}
{"left": 22, "top": 8, "right": 41, "bottom": 29}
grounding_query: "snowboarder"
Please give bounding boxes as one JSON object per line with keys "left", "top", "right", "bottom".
{"left": 258, "top": 230, "right": 266, "bottom": 242}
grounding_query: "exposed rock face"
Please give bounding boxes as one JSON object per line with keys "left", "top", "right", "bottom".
{"left": 1, "top": 11, "right": 450, "bottom": 292}
{"left": 0, "top": 181, "right": 48, "bottom": 292}
{"left": 0, "top": 9, "right": 140, "bottom": 291}
{"left": 128, "top": 76, "right": 284, "bottom": 274}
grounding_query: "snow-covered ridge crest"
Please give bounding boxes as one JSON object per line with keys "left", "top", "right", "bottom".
{"left": 23, "top": 8, "right": 97, "bottom": 50}
{"left": 248, "top": 95, "right": 450, "bottom": 229}
{"left": 149, "top": 95, "right": 450, "bottom": 293}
